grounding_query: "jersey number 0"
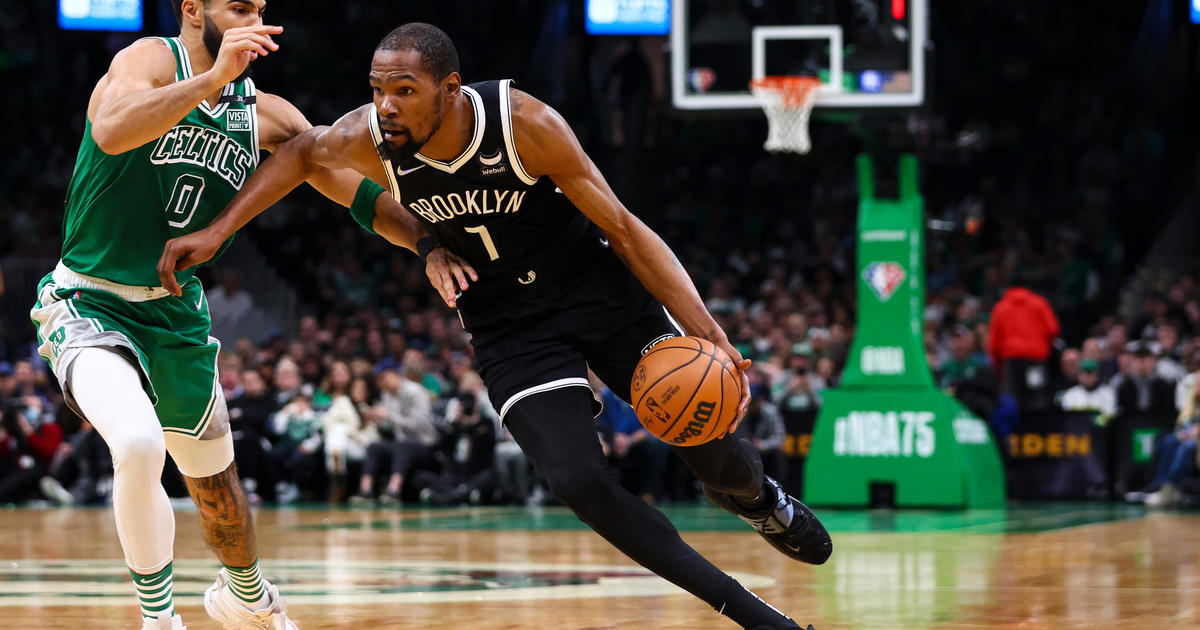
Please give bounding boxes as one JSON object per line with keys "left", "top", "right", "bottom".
{"left": 165, "top": 173, "right": 206, "bottom": 229}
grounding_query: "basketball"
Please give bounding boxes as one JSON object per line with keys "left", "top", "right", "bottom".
{"left": 630, "top": 336, "right": 741, "bottom": 446}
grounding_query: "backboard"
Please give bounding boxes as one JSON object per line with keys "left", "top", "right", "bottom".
{"left": 671, "top": 0, "right": 926, "bottom": 110}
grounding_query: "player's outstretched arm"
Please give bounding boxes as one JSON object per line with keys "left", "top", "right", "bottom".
{"left": 256, "top": 93, "right": 374, "bottom": 207}
{"left": 157, "top": 104, "right": 473, "bottom": 296}
{"left": 90, "top": 27, "right": 281, "bottom": 155}
{"left": 156, "top": 115, "right": 350, "bottom": 295}
{"left": 509, "top": 88, "right": 752, "bottom": 426}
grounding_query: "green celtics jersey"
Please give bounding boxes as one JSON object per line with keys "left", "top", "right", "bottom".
{"left": 60, "top": 36, "right": 259, "bottom": 287}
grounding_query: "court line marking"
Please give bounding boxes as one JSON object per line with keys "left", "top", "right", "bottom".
{"left": 0, "top": 559, "right": 774, "bottom": 607}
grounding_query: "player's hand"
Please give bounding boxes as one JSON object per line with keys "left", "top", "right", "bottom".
{"left": 157, "top": 229, "right": 225, "bottom": 296}
{"left": 425, "top": 246, "right": 478, "bottom": 308}
{"left": 715, "top": 340, "right": 752, "bottom": 437}
{"left": 209, "top": 25, "right": 283, "bottom": 86}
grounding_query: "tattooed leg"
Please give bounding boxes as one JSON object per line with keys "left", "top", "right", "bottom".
{"left": 184, "top": 463, "right": 257, "bottom": 567}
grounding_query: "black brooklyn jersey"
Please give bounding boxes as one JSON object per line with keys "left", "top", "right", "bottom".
{"left": 369, "top": 80, "right": 610, "bottom": 330}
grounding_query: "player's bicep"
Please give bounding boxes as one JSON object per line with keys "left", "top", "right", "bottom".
{"left": 300, "top": 107, "right": 378, "bottom": 171}
{"left": 255, "top": 92, "right": 314, "bottom": 153}
{"left": 552, "top": 165, "right": 635, "bottom": 239}
{"left": 92, "top": 40, "right": 174, "bottom": 116}
{"left": 258, "top": 124, "right": 344, "bottom": 174}
{"left": 517, "top": 103, "right": 636, "bottom": 239}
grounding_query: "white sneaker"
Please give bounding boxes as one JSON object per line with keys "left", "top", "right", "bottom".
{"left": 1145, "top": 483, "right": 1182, "bottom": 508}
{"left": 275, "top": 482, "right": 300, "bottom": 504}
{"left": 204, "top": 568, "right": 299, "bottom": 630}
{"left": 1123, "top": 490, "right": 1151, "bottom": 503}
{"left": 141, "top": 614, "right": 186, "bottom": 630}
{"left": 39, "top": 476, "right": 75, "bottom": 505}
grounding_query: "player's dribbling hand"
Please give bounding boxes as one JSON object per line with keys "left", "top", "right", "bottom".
{"left": 209, "top": 25, "right": 283, "bottom": 86}
{"left": 715, "top": 339, "right": 752, "bottom": 437}
{"left": 157, "top": 229, "right": 225, "bottom": 296}
{"left": 424, "top": 247, "right": 478, "bottom": 308}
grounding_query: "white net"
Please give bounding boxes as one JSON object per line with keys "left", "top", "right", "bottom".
{"left": 750, "top": 76, "right": 821, "bottom": 154}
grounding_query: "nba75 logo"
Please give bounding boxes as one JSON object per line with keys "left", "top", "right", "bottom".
{"left": 226, "top": 110, "right": 251, "bottom": 132}
{"left": 862, "top": 262, "right": 906, "bottom": 302}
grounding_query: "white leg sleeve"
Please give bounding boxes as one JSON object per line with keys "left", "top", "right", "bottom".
{"left": 68, "top": 348, "right": 174, "bottom": 574}
{"left": 163, "top": 430, "right": 234, "bottom": 479}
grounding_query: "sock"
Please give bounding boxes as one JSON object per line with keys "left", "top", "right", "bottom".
{"left": 223, "top": 559, "right": 269, "bottom": 608}
{"left": 715, "top": 576, "right": 799, "bottom": 629}
{"left": 733, "top": 493, "right": 767, "bottom": 511}
{"left": 132, "top": 564, "right": 175, "bottom": 619}
{"left": 733, "top": 479, "right": 778, "bottom": 512}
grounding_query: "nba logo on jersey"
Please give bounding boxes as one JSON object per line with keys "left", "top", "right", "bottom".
{"left": 226, "top": 110, "right": 251, "bottom": 132}
{"left": 862, "top": 262, "right": 906, "bottom": 302}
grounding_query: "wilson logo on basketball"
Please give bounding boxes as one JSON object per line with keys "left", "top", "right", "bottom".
{"left": 671, "top": 401, "right": 716, "bottom": 444}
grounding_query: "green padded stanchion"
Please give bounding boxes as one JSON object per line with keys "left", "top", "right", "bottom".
{"left": 802, "top": 154, "right": 1006, "bottom": 508}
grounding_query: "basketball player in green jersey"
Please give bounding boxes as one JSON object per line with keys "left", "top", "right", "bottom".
{"left": 30, "top": 2, "right": 471, "bottom": 629}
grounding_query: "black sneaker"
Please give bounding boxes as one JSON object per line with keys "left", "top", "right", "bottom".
{"left": 705, "top": 476, "right": 832, "bottom": 565}
{"left": 750, "top": 626, "right": 814, "bottom": 630}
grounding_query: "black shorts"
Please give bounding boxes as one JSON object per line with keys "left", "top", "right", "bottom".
{"left": 464, "top": 252, "right": 684, "bottom": 423}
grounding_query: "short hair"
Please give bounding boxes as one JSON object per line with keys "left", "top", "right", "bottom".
{"left": 376, "top": 23, "right": 460, "bottom": 81}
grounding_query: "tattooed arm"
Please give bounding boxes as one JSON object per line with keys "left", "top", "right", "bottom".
{"left": 507, "top": 86, "right": 752, "bottom": 425}
{"left": 184, "top": 463, "right": 257, "bottom": 567}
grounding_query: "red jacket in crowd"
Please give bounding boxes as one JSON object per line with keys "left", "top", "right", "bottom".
{"left": 987, "top": 287, "right": 1060, "bottom": 368}
{"left": 0, "top": 421, "right": 63, "bottom": 467}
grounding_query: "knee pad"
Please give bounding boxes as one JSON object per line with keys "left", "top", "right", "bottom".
{"left": 112, "top": 431, "right": 167, "bottom": 474}
{"left": 164, "top": 431, "right": 234, "bottom": 479}
{"left": 67, "top": 347, "right": 165, "bottom": 474}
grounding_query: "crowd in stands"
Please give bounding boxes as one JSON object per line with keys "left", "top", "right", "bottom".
{"left": 2, "top": 2, "right": 1199, "bottom": 508}
{"left": 4, "top": 260, "right": 1197, "bottom": 509}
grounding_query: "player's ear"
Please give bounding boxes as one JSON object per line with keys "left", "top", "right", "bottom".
{"left": 180, "top": 0, "right": 204, "bottom": 29}
{"left": 443, "top": 72, "right": 462, "bottom": 97}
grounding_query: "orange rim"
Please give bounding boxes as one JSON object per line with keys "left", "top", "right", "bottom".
{"left": 749, "top": 75, "right": 821, "bottom": 107}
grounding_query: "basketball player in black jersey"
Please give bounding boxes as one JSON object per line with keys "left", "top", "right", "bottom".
{"left": 158, "top": 23, "right": 831, "bottom": 630}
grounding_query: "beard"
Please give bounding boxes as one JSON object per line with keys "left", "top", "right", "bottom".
{"left": 378, "top": 129, "right": 422, "bottom": 164}
{"left": 202, "top": 14, "right": 253, "bottom": 84}
{"left": 377, "top": 98, "right": 444, "bottom": 166}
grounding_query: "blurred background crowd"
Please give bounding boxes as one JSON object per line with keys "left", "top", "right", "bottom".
{"left": 1, "top": 0, "right": 1198, "bottom": 509}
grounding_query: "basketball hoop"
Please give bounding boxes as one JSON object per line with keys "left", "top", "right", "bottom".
{"left": 749, "top": 76, "right": 822, "bottom": 154}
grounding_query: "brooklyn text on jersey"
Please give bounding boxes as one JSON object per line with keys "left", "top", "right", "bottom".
{"left": 406, "top": 189, "right": 529, "bottom": 223}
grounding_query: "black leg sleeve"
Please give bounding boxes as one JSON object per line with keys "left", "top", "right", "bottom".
{"left": 672, "top": 432, "right": 766, "bottom": 499}
{"left": 505, "top": 387, "right": 798, "bottom": 629}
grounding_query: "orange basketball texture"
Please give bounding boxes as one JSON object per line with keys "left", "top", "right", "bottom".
{"left": 630, "top": 337, "right": 741, "bottom": 446}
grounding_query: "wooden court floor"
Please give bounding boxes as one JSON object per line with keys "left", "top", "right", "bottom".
{"left": 2, "top": 502, "right": 1198, "bottom": 629}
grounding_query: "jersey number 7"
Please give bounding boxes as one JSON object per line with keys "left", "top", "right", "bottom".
{"left": 464, "top": 225, "right": 500, "bottom": 261}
